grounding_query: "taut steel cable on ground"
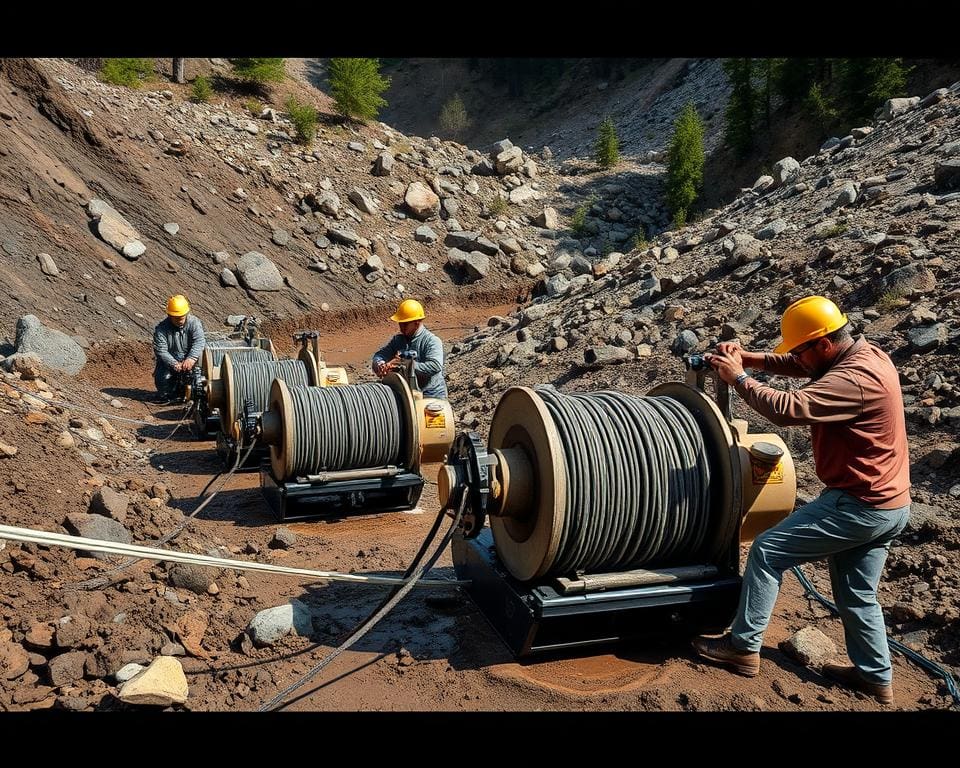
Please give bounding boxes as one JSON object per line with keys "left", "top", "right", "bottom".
{"left": 257, "top": 492, "right": 466, "bottom": 711}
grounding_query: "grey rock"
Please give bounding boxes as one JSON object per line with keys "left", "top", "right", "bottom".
{"left": 247, "top": 600, "right": 314, "bottom": 647}
{"left": 908, "top": 324, "right": 946, "bottom": 353}
{"left": 671, "top": 329, "right": 700, "bottom": 355}
{"left": 270, "top": 527, "right": 297, "bottom": 549}
{"left": 348, "top": 187, "right": 378, "bottom": 215}
{"left": 414, "top": 225, "right": 438, "bottom": 243}
{"left": 779, "top": 627, "right": 837, "bottom": 667}
{"left": 584, "top": 345, "right": 633, "bottom": 366}
{"left": 236, "top": 251, "right": 283, "bottom": 291}
{"left": 934, "top": 159, "right": 960, "bottom": 191}
{"left": 772, "top": 157, "right": 800, "bottom": 187}
{"left": 271, "top": 229, "right": 290, "bottom": 247}
{"left": 64, "top": 513, "right": 132, "bottom": 560}
{"left": 219, "top": 268, "right": 238, "bottom": 287}
{"left": 880, "top": 265, "right": 936, "bottom": 296}
{"left": 373, "top": 151, "right": 394, "bottom": 176}
{"left": 883, "top": 96, "right": 920, "bottom": 120}
{"left": 446, "top": 248, "right": 489, "bottom": 281}
{"left": 163, "top": 222, "right": 180, "bottom": 236}
{"left": 756, "top": 219, "right": 787, "bottom": 240}
{"left": 14, "top": 315, "right": 86, "bottom": 375}
{"left": 37, "top": 253, "right": 59, "bottom": 276}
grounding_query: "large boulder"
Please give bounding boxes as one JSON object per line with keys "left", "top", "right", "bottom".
{"left": 14, "top": 315, "right": 86, "bottom": 375}
{"left": 236, "top": 252, "right": 283, "bottom": 291}
{"left": 404, "top": 182, "right": 440, "bottom": 220}
{"left": 87, "top": 199, "right": 144, "bottom": 260}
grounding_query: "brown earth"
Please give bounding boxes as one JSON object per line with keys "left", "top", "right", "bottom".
{"left": 1, "top": 302, "right": 955, "bottom": 713}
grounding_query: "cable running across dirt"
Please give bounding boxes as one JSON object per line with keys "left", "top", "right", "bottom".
{"left": 256, "top": 493, "right": 466, "bottom": 711}
{"left": 67, "top": 437, "right": 259, "bottom": 590}
{"left": 791, "top": 565, "right": 960, "bottom": 706}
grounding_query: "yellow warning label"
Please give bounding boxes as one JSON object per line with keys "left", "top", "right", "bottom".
{"left": 751, "top": 457, "right": 783, "bottom": 485}
{"left": 425, "top": 412, "right": 446, "bottom": 429}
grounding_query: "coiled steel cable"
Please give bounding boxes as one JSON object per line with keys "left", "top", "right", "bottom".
{"left": 229, "top": 359, "right": 310, "bottom": 425}
{"left": 535, "top": 387, "right": 711, "bottom": 576}
{"left": 208, "top": 345, "right": 271, "bottom": 369}
{"left": 286, "top": 383, "right": 402, "bottom": 476}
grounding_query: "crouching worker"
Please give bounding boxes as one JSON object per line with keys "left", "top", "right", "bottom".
{"left": 152, "top": 294, "right": 205, "bottom": 403}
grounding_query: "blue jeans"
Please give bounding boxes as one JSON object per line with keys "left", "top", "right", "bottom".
{"left": 730, "top": 488, "right": 910, "bottom": 684}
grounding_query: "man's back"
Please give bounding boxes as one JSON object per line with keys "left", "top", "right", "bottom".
{"left": 809, "top": 338, "right": 910, "bottom": 508}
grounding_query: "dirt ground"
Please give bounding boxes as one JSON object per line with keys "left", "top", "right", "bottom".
{"left": 0, "top": 302, "right": 956, "bottom": 714}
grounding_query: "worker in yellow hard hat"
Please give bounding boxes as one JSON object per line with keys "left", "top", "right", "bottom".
{"left": 152, "top": 294, "right": 206, "bottom": 403}
{"left": 692, "top": 295, "right": 910, "bottom": 705}
{"left": 372, "top": 298, "right": 447, "bottom": 398}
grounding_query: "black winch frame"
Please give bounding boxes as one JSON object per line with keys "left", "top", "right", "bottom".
{"left": 260, "top": 465, "right": 424, "bottom": 521}
{"left": 453, "top": 528, "right": 741, "bottom": 658}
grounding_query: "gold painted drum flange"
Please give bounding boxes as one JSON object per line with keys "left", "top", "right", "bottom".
{"left": 267, "top": 377, "right": 296, "bottom": 481}
{"left": 646, "top": 382, "right": 741, "bottom": 564}
{"left": 487, "top": 386, "right": 566, "bottom": 582}
{"left": 383, "top": 372, "right": 420, "bottom": 477}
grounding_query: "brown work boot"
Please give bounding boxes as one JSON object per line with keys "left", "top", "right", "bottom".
{"left": 691, "top": 633, "right": 761, "bottom": 677}
{"left": 822, "top": 663, "right": 893, "bottom": 705}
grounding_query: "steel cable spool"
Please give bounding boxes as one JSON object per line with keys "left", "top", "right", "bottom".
{"left": 482, "top": 385, "right": 731, "bottom": 582}
{"left": 220, "top": 358, "right": 312, "bottom": 434}
{"left": 263, "top": 374, "right": 420, "bottom": 483}
{"left": 201, "top": 344, "right": 274, "bottom": 382}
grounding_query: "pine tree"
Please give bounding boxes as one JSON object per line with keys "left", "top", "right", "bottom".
{"left": 774, "top": 58, "right": 817, "bottom": 107}
{"left": 229, "top": 58, "right": 285, "bottom": 85}
{"left": 439, "top": 93, "right": 471, "bottom": 138}
{"left": 665, "top": 103, "right": 705, "bottom": 228}
{"left": 723, "top": 58, "right": 755, "bottom": 159}
{"left": 329, "top": 58, "right": 390, "bottom": 122}
{"left": 99, "top": 59, "right": 154, "bottom": 88}
{"left": 837, "top": 58, "right": 908, "bottom": 122}
{"left": 594, "top": 116, "right": 620, "bottom": 169}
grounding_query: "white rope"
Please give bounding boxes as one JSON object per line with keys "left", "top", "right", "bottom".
{"left": 0, "top": 524, "right": 466, "bottom": 588}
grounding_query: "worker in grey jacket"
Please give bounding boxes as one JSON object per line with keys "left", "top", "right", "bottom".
{"left": 153, "top": 294, "right": 205, "bottom": 402}
{"left": 372, "top": 299, "right": 447, "bottom": 399}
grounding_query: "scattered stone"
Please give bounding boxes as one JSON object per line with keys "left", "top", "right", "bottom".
{"left": 118, "top": 656, "right": 188, "bottom": 706}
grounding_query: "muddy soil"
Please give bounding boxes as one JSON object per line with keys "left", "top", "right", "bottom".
{"left": 0, "top": 303, "right": 956, "bottom": 713}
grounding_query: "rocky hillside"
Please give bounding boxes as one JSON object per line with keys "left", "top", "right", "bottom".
{"left": 0, "top": 58, "right": 577, "bottom": 352}
{"left": 377, "top": 58, "right": 732, "bottom": 162}
{"left": 445, "top": 82, "right": 960, "bottom": 685}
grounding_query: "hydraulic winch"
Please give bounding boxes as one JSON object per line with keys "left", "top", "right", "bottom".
{"left": 437, "top": 356, "right": 797, "bottom": 657}
{"left": 250, "top": 352, "right": 456, "bottom": 521}
{"left": 208, "top": 331, "right": 351, "bottom": 469}
{"left": 187, "top": 317, "right": 277, "bottom": 438}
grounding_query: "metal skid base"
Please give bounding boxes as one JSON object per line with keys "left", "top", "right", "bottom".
{"left": 453, "top": 529, "right": 741, "bottom": 658}
{"left": 260, "top": 465, "right": 424, "bottom": 522}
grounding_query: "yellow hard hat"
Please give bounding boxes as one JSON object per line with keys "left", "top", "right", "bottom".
{"left": 774, "top": 295, "right": 848, "bottom": 353}
{"left": 166, "top": 294, "right": 191, "bottom": 317}
{"left": 390, "top": 298, "right": 425, "bottom": 323}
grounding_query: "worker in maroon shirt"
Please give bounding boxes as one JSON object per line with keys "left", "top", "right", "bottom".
{"left": 692, "top": 295, "right": 911, "bottom": 706}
